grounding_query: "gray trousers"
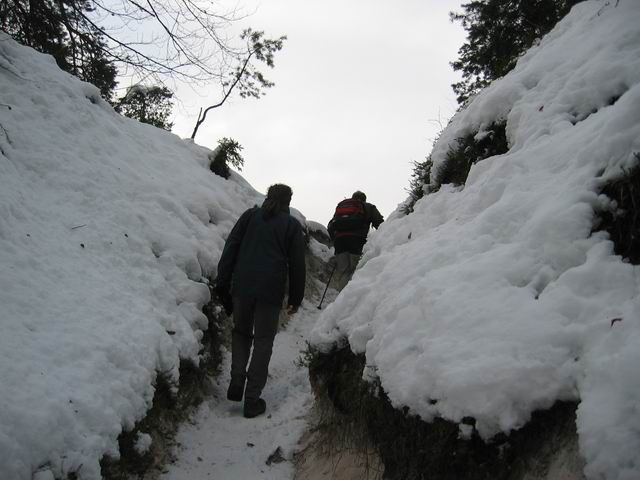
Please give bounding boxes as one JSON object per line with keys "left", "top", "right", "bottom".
{"left": 231, "top": 297, "right": 281, "bottom": 401}
{"left": 331, "top": 252, "right": 360, "bottom": 291}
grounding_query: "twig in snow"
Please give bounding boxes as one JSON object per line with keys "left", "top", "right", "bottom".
{"left": 0, "top": 122, "right": 11, "bottom": 145}
{"left": 0, "top": 60, "right": 30, "bottom": 81}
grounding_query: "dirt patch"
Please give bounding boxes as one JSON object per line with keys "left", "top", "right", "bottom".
{"left": 306, "top": 345, "right": 585, "bottom": 480}
{"left": 294, "top": 428, "right": 383, "bottom": 480}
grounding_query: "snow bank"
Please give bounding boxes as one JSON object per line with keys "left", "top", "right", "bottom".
{"left": 0, "top": 36, "right": 267, "bottom": 479}
{"left": 311, "top": 2, "right": 640, "bottom": 479}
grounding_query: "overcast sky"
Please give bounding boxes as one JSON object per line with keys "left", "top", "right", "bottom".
{"left": 171, "top": 0, "right": 466, "bottom": 224}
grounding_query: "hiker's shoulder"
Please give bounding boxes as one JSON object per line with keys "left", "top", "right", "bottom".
{"left": 287, "top": 213, "right": 303, "bottom": 229}
{"left": 242, "top": 205, "right": 260, "bottom": 215}
{"left": 239, "top": 206, "right": 259, "bottom": 221}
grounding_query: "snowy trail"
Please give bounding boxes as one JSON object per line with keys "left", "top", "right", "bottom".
{"left": 161, "top": 297, "right": 325, "bottom": 480}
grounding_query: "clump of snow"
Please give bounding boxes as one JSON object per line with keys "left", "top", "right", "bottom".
{"left": 290, "top": 207, "right": 307, "bottom": 231}
{"left": 305, "top": 221, "right": 333, "bottom": 262}
{"left": 308, "top": 238, "right": 333, "bottom": 263}
{"left": 458, "top": 424, "right": 474, "bottom": 440}
{"left": 32, "top": 471, "right": 55, "bottom": 480}
{"left": 311, "top": 2, "right": 640, "bottom": 480}
{"left": 121, "top": 84, "right": 157, "bottom": 100}
{"left": 0, "top": 35, "right": 270, "bottom": 479}
{"left": 306, "top": 220, "right": 329, "bottom": 237}
{"left": 134, "top": 432, "right": 153, "bottom": 455}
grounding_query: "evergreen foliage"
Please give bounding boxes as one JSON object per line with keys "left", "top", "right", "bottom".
{"left": 435, "top": 122, "right": 508, "bottom": 188}
{"left": 1, "top": 0, "right": 118, "bottom": 101}
{"left": 403, "top": 157, "right": 433, "bottom": 214}
{"left": 209, "top": 138, "right": 244, "bottom": 179}
{"left": 450, "top": 0, "right": 582, "bottom": 105}
{"left": 115, "top": 86, "right": 174, "bottom": 131}
{"left": 228, "top": 29, "right": 284, "bottom": 101}
{"left": 403, "top": 123, "right": 508, "bottom": 215}
{"left": 404, "top": 0, "right": 579, "bottom": 215}
{"left": 598, "top": 155, "right": 640, "bottom": 265}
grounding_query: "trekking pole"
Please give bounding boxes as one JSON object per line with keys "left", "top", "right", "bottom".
{"left": 317, "top": 263, "right": 337, "bottom": 310}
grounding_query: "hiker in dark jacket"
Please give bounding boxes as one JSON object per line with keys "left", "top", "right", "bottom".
{"left": 327, "top": 191, "right": 383, "bottom": 290}
{"left": 215, "top": 184, "right": 306, "bottom": 418}
{"left": 328, "top": 191, "right": 384, "bottom": 255}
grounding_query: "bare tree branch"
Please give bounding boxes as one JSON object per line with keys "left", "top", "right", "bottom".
{"left": 190, "top": 49, "right": 253, "bottom": 139}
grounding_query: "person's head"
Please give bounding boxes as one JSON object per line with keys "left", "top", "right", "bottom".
{"left": 352, "top": 191, "right": 366, "bottom": 202}
{"left": 262, "top": 183, "right": 293, "bottom": 218}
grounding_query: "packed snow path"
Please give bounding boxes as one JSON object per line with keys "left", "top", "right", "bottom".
{"left": 161, "top": 297, "right": 325, "bottom": 479}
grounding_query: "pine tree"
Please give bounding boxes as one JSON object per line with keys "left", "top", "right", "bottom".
{"left": 403, "top": 157, "right": 434, "bottom": 214}
{"left": 209, "top": 138, "right": 244, "bottom": 179}
{"left": 450, "top": 0, "right": 582, "bottom": 105}
{"left": 1, "top": 0, "right": 118, "bottom": 101}
{"left": 115, "top": 86, "right": 174, "bottom": 130}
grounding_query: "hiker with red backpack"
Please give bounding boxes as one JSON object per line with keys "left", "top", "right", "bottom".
{"left": 327, "top": 191, "right": 383, "bottom": 291}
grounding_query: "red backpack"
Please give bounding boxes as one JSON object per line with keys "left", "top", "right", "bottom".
{"left": 331, "top": 198, "right": 366, "bottom": 232}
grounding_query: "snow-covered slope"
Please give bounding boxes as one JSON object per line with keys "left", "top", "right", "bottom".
{"left": 311, "top": 2, "right": 640, "bottom": 480}
{"left": 0, "top": 35, "right": 277, "bottom": 479}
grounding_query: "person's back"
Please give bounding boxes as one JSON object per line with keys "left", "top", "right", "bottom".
{"left": 328, "top": 190, "right": 384, "bottom": 255}
{"left": 231, "top": 207, "right": 305, "bottom": 306}
{"left": 215, "top": 184, "right": 305, "bottom": 418}
{"left": 327, "top": 191, "right": 383, "bottom": 291}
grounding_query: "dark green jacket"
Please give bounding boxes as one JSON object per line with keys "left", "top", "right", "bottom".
{"left": 217, "top": 207, "right": 306, "bottom": 307}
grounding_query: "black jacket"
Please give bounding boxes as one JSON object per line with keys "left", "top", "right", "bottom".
{"left": 216, "top": 207, "right": 306, "bottom": 307}
{"left": 328, "top": 201, "right": 384, "bottom": 240}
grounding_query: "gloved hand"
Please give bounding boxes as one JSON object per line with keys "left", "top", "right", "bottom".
{"left": 214, "top": 284, "right": 233, "bottom": 316}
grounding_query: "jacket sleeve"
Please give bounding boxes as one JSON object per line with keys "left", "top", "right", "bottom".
{"left": 369, "top": 204, "right": 384, "bottom": 229}
{"left": 287, "top": 219, "right": 306, "bottom": 307}
{"left": 327, "top": 218, "right": 335, "bottom": 240}
{"left": 216, "top": 208, "right": 255, "bottom": 290}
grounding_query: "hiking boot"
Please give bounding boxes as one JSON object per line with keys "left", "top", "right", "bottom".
{"left": 243, "top": 398, "right": 266, "bottom": 418}
{"left": 227, "top": 377, "right": 245, "bottom": 402}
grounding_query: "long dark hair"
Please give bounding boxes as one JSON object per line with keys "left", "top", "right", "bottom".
{"left": 262, "top": 184, "right": 292, "bottom": 219}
